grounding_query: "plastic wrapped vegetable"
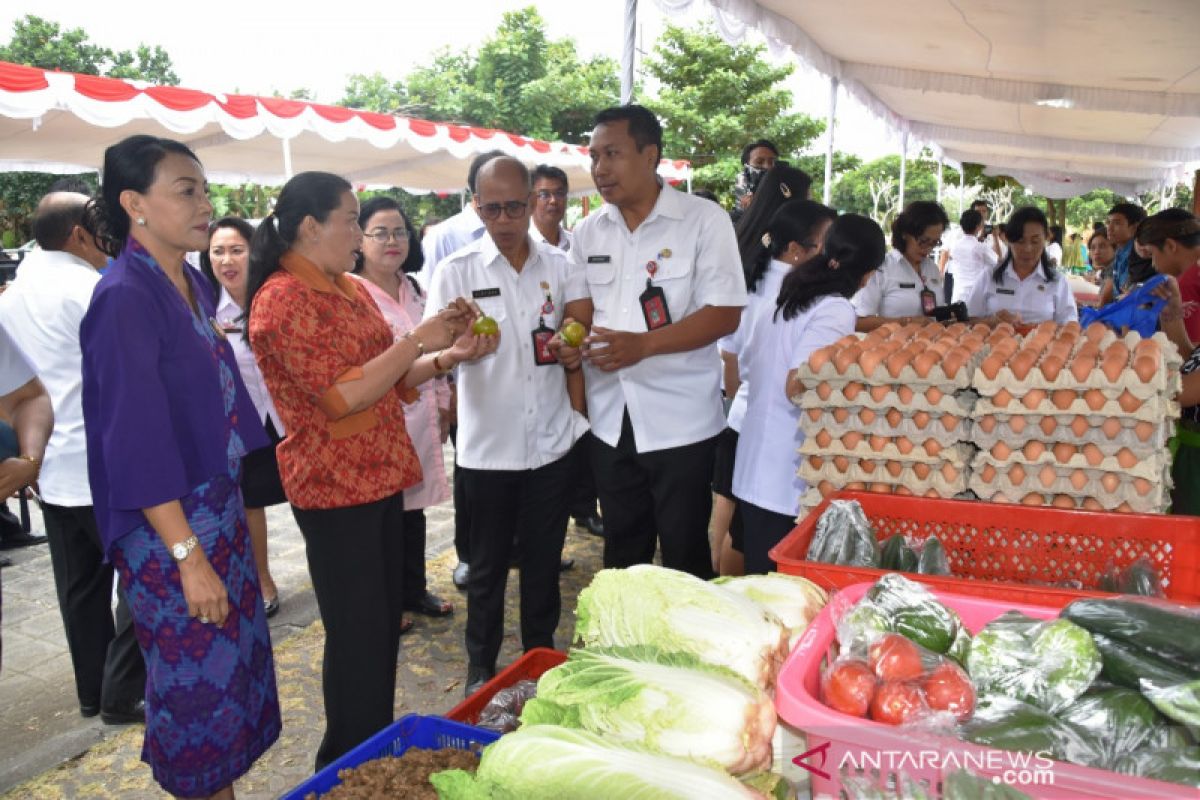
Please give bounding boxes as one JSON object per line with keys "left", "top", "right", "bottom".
{"left": 574, "top": 565, "right": 790, "bottom": 690}
{"left": 916, "top": 536, "right": 950, "bottom": 576}
{"left": 1057, "top": 688, "right": 1179, "bottom": 769}
{"left": 712, "top": 573, "right": 826, "bottom": 650}
{"left": 879, "top": 534, "right": 917, "bottom": 572}
{"left": 518, "top": 646, "right": 776, "bottom": 775}
{"left": 838, "top": 574, "right": 964, "bottom": 656}
{"left": 839, "top": 768, "right": 1035, "bottom": 800}
{"left": 476, "top": 679, "right": 539, "bottom": 734}
{"left": 806, "top": 499, "right": 879, "bottom": 567}
{"left": 430, "top": 724, "right": 768, "bottom": 799}
{"left": 1113, "top": 747, "right": 1200, "bottom": 788}
{"left": 966, "top": 612, "right": 1100, "bottom": 713}
{"left": 958, "top": 695, "right": 1104, "bottom": 767}
{"left": 1097, "top": 557, "right": 1164, "bottom": 597}
{"left": 1140, "top": 679, "right": 1200, "bottom": 733}
{"left": 1061, "top": 596, "right": 1200, "bottom": 669}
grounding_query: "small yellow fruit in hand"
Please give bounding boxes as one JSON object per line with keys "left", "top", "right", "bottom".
{"left": 472, "top": 316, "right": 499, "bottom": 336}
{"left": 560, "top": 321, "right": 586, "bottom": 348}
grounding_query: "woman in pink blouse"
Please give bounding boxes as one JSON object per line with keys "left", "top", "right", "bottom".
{"left": 352, "top": 197, "right": 454, "bottom": 631}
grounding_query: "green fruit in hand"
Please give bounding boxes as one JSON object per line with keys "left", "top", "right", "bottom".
{"left": 472, "top": 315, "right": 499, "bottom": 336}
{"left": 560, "top": 321, "right": 586, "bottom": 348}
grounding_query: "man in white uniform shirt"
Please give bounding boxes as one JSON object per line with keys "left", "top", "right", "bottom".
{"left": 0, "top": 193, "right": 146, "bottom": 722}
{"left": 426, "top": 158, "right": 590, "bottom": 697}
{"left": 563, "top": 104, "right": 747, "bottom": 579}
{"left": 946, "top": 209, "right": 999, "bottom": 304}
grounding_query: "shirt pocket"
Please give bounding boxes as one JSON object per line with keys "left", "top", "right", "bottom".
{"left": 653, "top": 256, "right": 695, "bottom": 319}
{"left": 585, "top": 261, "right": 617, "bottom": 295}
{"left": 475, "top": 294, "right": 509, "bottom": 323}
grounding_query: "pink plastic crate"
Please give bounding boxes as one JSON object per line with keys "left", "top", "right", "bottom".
{"left": 775, "top": 582, "right": 1187, "bottom": 799}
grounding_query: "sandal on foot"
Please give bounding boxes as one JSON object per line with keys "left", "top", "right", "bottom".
{"left": 400, "top": 616, "right": 415, "bottom": 635}
{"left": 408, "top": 590, "right": 454, "bottom": 617}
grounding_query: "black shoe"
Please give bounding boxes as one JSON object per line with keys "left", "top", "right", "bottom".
{"left": 0, "top": 555, "right": 11, "bottom": 569}
{"left": 452, "top": 562, "right": 470, "bottom": 590}
{"left": 80, "top": 703, "right": 100, "bottom": 719}
{"left": 464, "top": 665, "right": 495, "bottom": 698}
{"left": 263, "top": 594, "right": 280, "bottom": 618}
{"left": 101, "top": 699, "right": 145, "bottom": 725}
{"left": 0, "top": 531, "right": 47, "bottom": 551}
{"left": 574, "top": 515, "right": 604, "bottom": 537}
{"left": 406, "top": 590, "right": 454, "bottom": 617}
{"left": 559, "top": 558, "right": 575, "bottom": 572}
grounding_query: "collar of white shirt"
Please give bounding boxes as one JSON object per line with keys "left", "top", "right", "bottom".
{"left": 598, "top": 181, "right": 685, "bottom": 230}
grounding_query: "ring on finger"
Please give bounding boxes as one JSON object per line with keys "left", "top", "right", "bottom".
{"left": 198, "top": 615, "right": 211, "bottom": 624}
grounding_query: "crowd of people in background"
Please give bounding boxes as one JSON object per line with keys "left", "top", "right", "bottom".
{"left": 0, "top": 110, "right": 1197, "bottom": 799}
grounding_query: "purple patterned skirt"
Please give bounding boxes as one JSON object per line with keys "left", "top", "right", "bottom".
{"left": 110, "top": 473, "right": 280, "bottom": 797}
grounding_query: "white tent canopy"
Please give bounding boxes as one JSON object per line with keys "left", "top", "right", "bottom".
{"left": 652, "top": 0, "right": 1200, "bottom": 199}
{"left": 0, "top": 60, "right": 692, "bottom": 194}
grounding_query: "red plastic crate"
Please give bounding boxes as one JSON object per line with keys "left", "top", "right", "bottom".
{"left": 444, "top": 647, "right": 567, "bottom": 725}
{"left": 776, "top": 583, "right": 1188, "bottom": 798}
{"left": 769, "top": 491, "right": 1200, "bottom": 607}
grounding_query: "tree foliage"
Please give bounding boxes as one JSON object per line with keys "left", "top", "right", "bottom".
{"left": 831, "top": 154, "right": 964, "bottom": 225}
{"left": 0, "top": 14, "right": 178, "bottom": 84}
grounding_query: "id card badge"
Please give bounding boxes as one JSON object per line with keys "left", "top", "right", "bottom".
{"left": 640, "top": 284, "right": 672, "bottom": 330}
{"left": 920, "top": 288, "right": 937, "bottom": 316}
{"left": 531, "top": 321, "right": 558, "bottom": 366}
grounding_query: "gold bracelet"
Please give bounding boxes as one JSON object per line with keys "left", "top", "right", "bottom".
{"left": 17, "top": 454, "right": 39, "bottom": 466}
{"left": 402, "top": 331, "right": 425, "bottom": 355}
{"left": 432, "top": 351, "right": 447, "bottom": 373}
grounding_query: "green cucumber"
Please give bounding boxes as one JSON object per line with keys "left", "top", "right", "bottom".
{"left": 1062, "top": 598, "right": 1200, "bottom": 669}
{"left": 880, "top": 534, "right": 906, "bottom": 570}
{"left": 1092, "top": 634, "right": 1194, "bottom": 692}
{"left": 918, "top": 536, "right": 950, "bottom": 575}
{"left": 1118, "top": 559, "right": 1162, "bottom": 597}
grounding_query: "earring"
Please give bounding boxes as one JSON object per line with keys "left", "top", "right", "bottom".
{"left": 136, "top": 217, "right": 146, "bottom": 227}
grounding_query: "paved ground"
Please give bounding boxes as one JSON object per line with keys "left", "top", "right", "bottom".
{"left": 0, "top": 446, "right": 606, "bottom": 798}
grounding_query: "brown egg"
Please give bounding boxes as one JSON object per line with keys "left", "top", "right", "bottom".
{"left": 858, "top": 408, "right": 876, "bottom": 425}
{"left": 1097, "top": 417, "right": 1120, "bottom": 439}
{"left": 941, "top": 462, "right": 959, "bottom": 482}
{"left": 1009, "top": 464, "right": 1027, "bottom": 485}
{"left": 1061, "top": 321, "right": 1082, "bottom": 336}
{"left": 844, "top": 481, "right": 866, "bottom": 491}
{"left": 992, "top": 492, "right": 1010, "bottom": 503}
{"left": 815, "top": 430, "right": 833, "bottom": 448}
{"left": 1084, "top": 389, "right": 1107, "bottom": 411}
{"left": 1100, "top": 473, "right": 1120, "bottom": 493}
{"left": 836, "top": 333, "right": 861, "bottom": 348}
{"left": 858, "top": 348, "right": 886, "bottom": 377}
{"left": 981, "top": 464, "right": 997, "bottom": 482}
{"left": 818, "top": 480, "right": 836, "bottom": 496}
{"left": 1116, "top": 502, "right": 1134, "bottom": 513}
{"left": 1069, "top": 470, "right": 1089, "bottom": 491}
{"left": 1081, "top": 497, "right": 1104, "bottom": 510}
{"left": 978, "top": 415, "right": 997, "bottom": 434}
{"left": 1040, "top": 355, "right": 1066, "bottom": 382}
{"left": 1038, "top": 465, "right": 1058, "bottom": 488}
{"left": 926, "top": 386, "right": 944, "bottom": 404}
{"left": 912, "top": 351, "right": 939, "bottom": 379}
{"left": 886, "top": 409, "right": 903, "bottom": 427}
{"left": 1134, "top": 337, "right": 1160, "bottom": 358}
{"left": 912, "top": 410, "right": 931, "bottom": 429}
{"left": 1022, "top": 389, "right": 1048, "bottom": 410}
{"left": 980, "top": 353, "right": 1005, "bottom": 380}
{"left": 808, "top": 346, "right": 836, "bottom": 372}
{"left": 885, "top": 460, "right": 903, "bottom": 478}
{"left": 1051, "top": 389, "right": 1077, "bottom": 410}
{"left": 1117, "top": 391, "right": 1143, "bottom": 414}
{"left": 843, "top": 431, "right": 864, "bottom": 449}
{"left": 870, "top": 385, "right": 891, "bottom": 403}
{"left": 1101, "top": 343, "right": 1129, "bottom": 381}
{"left": 806, "top": 409, "right": 823, "bottom": 422}
{"left": 971, "top": 323, "right": 991, "bottom": 337}
{"left": 924, "top": 439, "right": 943, "bottom": 457}
{"left": 833, "top": 345, "right": 863, "bottom": 375}
{"left": 860, "top": 460, "right": 878, "bottom": 475}
{"left": 1134, "top": 421, "right": 1155, "bottom": 442}
{"left": 897, "top": 386, "right": 915, "bottom": 405}
{"left": 943, "top": 348, "right": 969, "bottom": 379}
{"left": 870, "top": 482, "right": 893, "bottom": 494}
{"left": 808, "top": 456, "right": 824, "bottom": 470}
{"left": 941, "top": 414, "right": 958, "bottom": 432}
{"left": 992, "top": 441, "right": 1012, "bottom": 460}
{"left": 896, "top": 437, "right": 915, "bottom": 455}
{"left": 1082, "top": 443, "right": 1104, "bottom": 466}
{"left": 1116, "top": 448, "right": 1138, "bottom": 469}
{"left": 869, "top": 434, "right": 889, "bottom": 452}
{"left": 1010, "top": 415, "right": 1027, "bottom": 434}
{"left": 843, "top": 381, "right": 865, "bottom": 401}
{"left": 1133, "top": 478, "right": 1152, "bottom": 496}
{"left": 993, "top": 389, "right": 1013, "bottom": 408}
{"left": 995, "top": 322, "right": 1016, "bottom": 337}
{"left": 885, "top": 349, "right": 913, "bottom": 379}
{"left": 1132, "top": 355, "right": 1157, "bottom": 384}
{"left": 1069, "top": 353, "right": 1096, "bottom": 383}
{"left": 833, "top": 456, "right": 852, "bottom": 474}
{"left": 894, "top": 485, "right": 914, "bottom": 496}
{"left": 1022, "top": 492, "right": 1045, "bottom": 506}
{"left": 1070, "top": 416, "right": 1090, "bottom": 438}
{"left": 1040, "top": 416, "right": 1058, "bottom": 437}
{"left": 1009, "top": 350, "right": 1037, "bottom": 381}
{"left": 1024, "top": 440, "right": 1046, "bottom": 460}
{"left": 912, "top": 462, "right": 932, "bottom": 479}
{"left": 1048, "top": 340, "right": 1073, "bottom": 361}
{"left": 833, "top": 407, "right": 851, "bottom": 424}
{"left": 1052, "top": 494, "right": 1076, "bottom": 509}
{"left": 1084, "top": 322, "right": 1108, "bottom": 343}
{"left": 816, "top": 382, "right": 833, "bottom": 401}
{"left": 1053, "top": 442, "right": 1075, "bottom": 463}
{"left": 924, "top": 489, "right": 941, "bottom": 498}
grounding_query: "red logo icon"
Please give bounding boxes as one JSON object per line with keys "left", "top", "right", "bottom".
{"left": 792, "top": 740, "right": 832, "bottom": 780}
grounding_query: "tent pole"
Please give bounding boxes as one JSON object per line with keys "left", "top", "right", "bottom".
{"left": 959, "top": 167, "right": 965, "bottom": 217}
{"left": 898, "top": 132, "right": 908, "bottom": 209}
{"left": 936, "top": 158, "right": 943, "bottom": 205}
{"left": 282, "top": 138, "right": 294, "bottom": 179}
{"left": 823, "top": 77, "right": 839, "bottom": 206}
{"left": 621, "top": 0, "right": 637, "bottom": 104}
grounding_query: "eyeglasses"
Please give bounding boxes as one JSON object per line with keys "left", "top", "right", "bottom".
{"left": 917, "top": 237, "right": 943, "bottom": 249}
{"left": 363, "top": 228, "right": 409, "bottom": 243}
{"left": 535, "top": 189, "right": 568, "bottom": 201}
{"left": 477, "top": 200, "right": 528, "bottom": 221}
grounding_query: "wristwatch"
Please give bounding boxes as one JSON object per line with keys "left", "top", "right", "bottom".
{"left": 171, "top": 535, "right": 200, "bottom": 563}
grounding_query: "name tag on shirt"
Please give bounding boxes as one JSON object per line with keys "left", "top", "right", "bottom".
{"left": 898, "top": 282, "right": 916, "bottom": 289}
{"left": 996, "top": 288, "right": 1016, "bottom": 296}
{"left": 472, "top": 288, "right": 501, "bottom": 299}
{"left": 587, "top": 255, "right": 612, "bottom": 264}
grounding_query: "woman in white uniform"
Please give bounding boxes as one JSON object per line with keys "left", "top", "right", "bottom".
{"left": 852, "top": 200, "right": 949, "bottom": 330}
{"left": 964, "top": 206, "right": 1079, "bottom": 326}
{"left": 733, "top": 212, "right": 886, "bottom": 574}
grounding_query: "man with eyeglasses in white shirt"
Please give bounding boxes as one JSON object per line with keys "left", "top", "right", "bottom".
{"left": 529, "top": 165, "right": 574, "bottom": 253}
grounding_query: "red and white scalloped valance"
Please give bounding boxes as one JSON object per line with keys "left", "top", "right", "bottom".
{"left": 0, "top": 60, "right": 690, "bottom": 193}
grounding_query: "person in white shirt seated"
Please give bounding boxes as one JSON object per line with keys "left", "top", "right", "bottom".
{"left": 735, "top": 211, "right": 887, "bottom": 573}
{"left": 852, "top": 200, "right": 949, "bottom": 330}
{"left": 946, "top": 208, "right": 999, "bottom": 304}
{"left": 964, "top": 206, "right": 1079, "bottom": 326}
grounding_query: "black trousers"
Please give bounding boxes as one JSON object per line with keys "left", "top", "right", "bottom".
{"left": 591, "top": 410, "right": 719, "bottom": 579}
{"left": 42, "top": 503, "right": 145, "bottom": 710}
{"left": 738, "top": 499, "right": 796, "bottom": 574}
{"left": 460, "top": 454, "right": 571, "bottom": 670}
{"left": 292, "top": 492, "right": 406, "bottom": 771}
{"left": 450, "top": 425, "right": 469, "bottom": 563}
{"left": 566, "top": 432, "right": 599, "bottom": 521}
{"left": 401, "top": 508, "right": 428, "bottom": 605}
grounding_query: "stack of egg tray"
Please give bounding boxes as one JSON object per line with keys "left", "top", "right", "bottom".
{"left": 793, "top": 321, "right": 986, "bottom": 513}
{"left": 968, "top": 323, "right": 1181, "bottom": 513}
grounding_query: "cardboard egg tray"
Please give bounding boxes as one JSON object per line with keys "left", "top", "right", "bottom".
{"left": 971, "top": 448, "right": 1168, "bottom": 482}
{"left": 972, "top": 394, "right": 1179, "bottom": 422}
{"left": 798, "top": 438, "right": 974, "bottom": 465}
{"left": 798, "top": 483, "right": 967, "bottom": 515}
{"left": 799, "top": 458, "right": 969, "bottom": 496}
{"left": 971, "top": 420, "right": 1171, "bottom": 458}
{"left": 801, "top": 349, "right": 984, "bottom": 391}
{"left": 794, "top": 384, "right": 976, "bottom": 415}
{"left": 800, "top": 411, "right": 969, "bottom": 447}
{"left": 969, "top": 471, "right": 1171, "bottom": 514}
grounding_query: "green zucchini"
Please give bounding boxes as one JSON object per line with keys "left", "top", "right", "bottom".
{"left": 880, "top": 534, "right": 906, "bottom": 570}
{"left": 1091, "top": 634, "right": 1194, "bottom": 691}
{"left": 1062, "top": 598, "right": 1200, "bottom": 669}
{"left": 1118, "top": 559, "right": 1162, "bottom": 597}
{"left": 918, "top": 536, "right": 950, "bottom": 575}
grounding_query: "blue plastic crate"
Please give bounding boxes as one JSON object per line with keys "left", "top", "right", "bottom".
{"left": 281, "top": 714, "right": 500, "bottom": 799}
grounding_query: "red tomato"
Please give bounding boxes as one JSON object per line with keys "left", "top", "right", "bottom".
{"left": 921, "top": 662, "right": 976, "bottom": 721}
{"left": 821, "top": 659, "right": 876, "bottom": 718}
{"left": 868, "top": 633, "right": 925, "bottom": 682}
{"left": 869, "top": 680, "right": 927, "bottom": 725}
